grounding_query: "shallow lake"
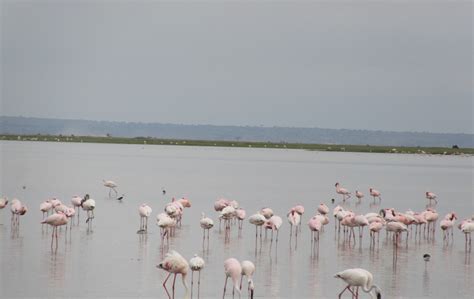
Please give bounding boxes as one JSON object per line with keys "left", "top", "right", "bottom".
{"left": 0, "top": 141, "right": 473, "bottom": 298}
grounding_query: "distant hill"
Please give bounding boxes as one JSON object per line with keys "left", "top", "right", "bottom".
{"left": 1, "top": 116, "right": 472, "bottom": 148}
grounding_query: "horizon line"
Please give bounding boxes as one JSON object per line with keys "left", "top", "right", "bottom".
{"left": 1, "top": 114, "right": 473, "bottom": 136}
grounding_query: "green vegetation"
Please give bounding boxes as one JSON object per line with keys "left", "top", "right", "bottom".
{"left": 1, "top": 134, "right": 472, "bottom": 155}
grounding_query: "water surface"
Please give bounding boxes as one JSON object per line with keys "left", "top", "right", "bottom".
{"left": 0, "top": 141, "right": 473, "bottom": 298}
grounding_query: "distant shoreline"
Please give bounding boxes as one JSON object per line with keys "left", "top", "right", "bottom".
{"left": 1, "top": 134, "right": 473, "bottom": 156}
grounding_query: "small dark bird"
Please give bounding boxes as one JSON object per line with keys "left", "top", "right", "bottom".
{"left": 117, "top": 194, "right": 124, "bottom": 201}
{"left": 162, "top": 188, "right": 166, "bottom": 195}
{"left": 331, "top": 198, "right": 335, "bottom": 204}
{"left": 22, "top": 185, "right": 26, "bottom": 190}
{"left": 423, "top": 253, "right": 431, "bottom": 262}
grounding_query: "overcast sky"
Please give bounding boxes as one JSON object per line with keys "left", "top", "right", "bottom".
{"left": 1, "top": 0, "right": 472, "bottom": 133}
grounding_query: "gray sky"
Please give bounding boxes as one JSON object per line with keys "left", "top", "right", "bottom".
{"left": 1, "top": 0, "right": 472, "bottom": 133}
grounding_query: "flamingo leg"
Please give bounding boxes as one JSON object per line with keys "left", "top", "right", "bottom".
{"left": 172, "top": 273, "right": 177, "bottom": 298}
{"left": 163, "top": 273, "right": 172, "bottom": 299}
{"left": 223, "top": 276, "right": 228, "bottom": 298}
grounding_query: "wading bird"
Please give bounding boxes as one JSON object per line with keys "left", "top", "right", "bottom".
{"left": 425, "top": 191, "right": 437, "bottom": 204}
{"left": 334, "top": 268, "right": 382, "bottom": 299}
{"left": 138, "top": 204, "right": 152, "bottom": 233}
{"left": 223, "top": 258, "right": 242, "bottom": 298}
{"left": 335, "top": 183, "right": 351, "bottom": 201}
{"left": 369, "top": 188, "right": 382, "bottom": 202}
{"left": 41, "top": 211, "right": 68, "bottom": 249}
{"left": 189, "top": 254, "right": 205, "bottom": 298}
{"left": 103, "top": 180, "right": 118, "bottom": 197}
{"left": 240, "top": 260, "right": 255, "bottom": 299}
{"left": 157, "top": 250, "right": 189, "bottom": 299}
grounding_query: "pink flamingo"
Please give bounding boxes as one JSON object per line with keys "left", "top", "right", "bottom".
{"left": 334, "top": 268, "right": 382, "bottom": 299}
{"left": 0, "top": 197, "right": 8, "bottom": 224}
{"left": 189, "top": 254, "right": 205, "bottom": 298}
{"left": 240, "top": 260, "right": 255, "bottom": 299}
{"left": 259, "top": 207, "right": 273, "bottom": 219}
{"left": 200, "top": 212, "right": 214, "bottom": 240}
{"left": 294, "top": 205, "right": 305, "bottom": 231}
{"left": 41, "top": 211, "right": 68, "bottom": 249}
{"left": 157, "top": 250, "right": 189, "bottom": 299}
{"left": 460, "top": 221, "right": 474, "bottom": 250}
{"left": 223, "top": 258, "right": 242, "bottom": 298}
{"left": 355, "top": 190, "right": 364, "bottom": 202}
{"left": 440, "top": 212, "right": 457, "bottom": 240}
{"left": 138, "top": 203, "right": 152, "bottom": 233}
{"left": 264, "top": 215, "right": 282, "bottom": 242}
{"left": 341, "top": 214, "right": 357, "bottom": 243}
{"left": 10, "top": 198, "right": 27, "bottom": 229}
{"left": 308, "top": 216, "right": 322, "bottom": 245}
{"left": 71, "top": 196, "right": 82, "bottom": 222}
{"left": 317, "top": 203, "right": 329, "bottom": 215}
{"left": 103, "top": 179, "right": 118, "bottom": 197}
{"left": 249, "top": 213, "right": 266, "bottom": 239}
{"left": 369, "top": 222, "right": 383, "bottom": 244}
{"left": 424, "top": 208, "right": 439, "bottom": 236}
{"left": 287, "top": 208, "right": 301, "bottom": 237}
{"left": 335, "top": 183, "right": 351, "bottom": 201}
{"left": 40, "top": 199, "right": 53, "bottom": 220}
{"left": 425, "top": 191, "right": 437, "bottom": 204}
{"left": 369, "top": 188, "right": 382, "bottom": 202}
{"left": 235, "top": 208, "right": 246, "bottom": 230}
{"left": 354, "top": 214, "right": 369, "bottom": 239}
{"left": 386, "top": 221, "right": 408, "bottom": 244}
{"left": 157, "top": 213, "right": 176, "bottom": 245}
{"left": 214, "top": 198, "right": 230, "bottom": 230}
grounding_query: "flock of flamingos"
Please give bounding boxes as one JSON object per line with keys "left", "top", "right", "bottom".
{"left": 1, "top": 180, "right": 474, "bottom": 299}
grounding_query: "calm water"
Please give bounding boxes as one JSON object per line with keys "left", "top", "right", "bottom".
{"left": 0, "top": 141, "right": 473, "bottom": 298}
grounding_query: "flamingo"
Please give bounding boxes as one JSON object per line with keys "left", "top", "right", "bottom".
{"left": 369, "top": 222, "right": 383, "bottom": 244}
{"left": 440, "top": 212, "right": 457, "bottom": 240}
{"left": 460, "top": 221, "right": 474, "bottom": 250}
{"left": 157, "top": 250, "right": 189, "bottom": 299}
{"left": 287, "top": 208, "right": 301, "bottom": 237}
{"left": 425, "top": 191, "right": 437, "bottom": 204}
{"left": 235, "top": 208, "right": 246, "bottom": 230}
{"left": 355, "top": 190, "right": 364, "bottom": 202}
{"left": 200, "top": 213, "right": 214, "bottom": 240}
{"left": 317, "top": 203, "right": 329, "bottom": 215}
{"left": 294, "top": 205, "right": 305, "bottom": 228}
{"left": 138, "top": 204, "right": 152, "bottom": 233}
{"left": 264, "top": 215, "right": 282, "bottom": 242}
{"left": 41, "top": 211, "right": 68, "bottom": 249}
{"left": 240, "top": 260, "right": 255, "bottom": 299}
{"left": 386, "top": 221, "right": 408, "bottom": 244}
{"left": 369, "top": 188, "right": 382, "bottom": 202}
{"left": 220, "top": 206, "right": 236, "bottom": 237}
{"left": 10, "top": 198, "right": 27, "bottom": 229}
{"left": 80, "top": 194, "right": 96, "bottom": 229}
{"left": 0, "top": 197, "right": 8, "bottom": 209}
{"left": 249, "top": 213, "right": 266, "bottom": 239}
{"left": 40, "top": 200, "right": 53, "bottom": 220}
{"left": 223, "top": 258, "right": 242, "bottom": 298}
{"left": 103, "top": 179, "right": 118, "bottom": 197}
{"left": 0, "top": 197, "right": 8, "bottom": 224}
{"left": 334, "top": 268, "right": 382, "bottom": 299}
{"left": 335, "top": 182, "right": 351, "bottom": 201}
{"left": 64, "top": 206, "right": 76, "bottom": 228}
{"left": 157, "top": 213, "right": 176, "bottom": 245}
{"left": 308, "top": 216, "right": 322, "bottom": 243}
{"left": 189, "top": 254, "right": 205, "bottom": 297}
{"left": 259, "top": 207, "right": 273, "bottom": 219}
{"left": 71, "top": 196, "right": 82, "bottom": 222}
{"left": 354, "top": 215, "right": 369, "bottom": 239}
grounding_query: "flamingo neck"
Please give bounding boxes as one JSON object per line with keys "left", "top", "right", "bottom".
{"left": 362, "top": 284, "right": 381, "bottom": 299}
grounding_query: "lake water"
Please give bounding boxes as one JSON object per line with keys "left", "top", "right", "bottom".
{"left": 0, "top": 141, "right": 473, "bottom": 298}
